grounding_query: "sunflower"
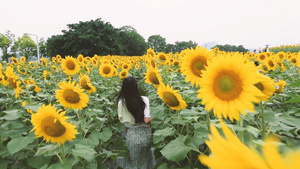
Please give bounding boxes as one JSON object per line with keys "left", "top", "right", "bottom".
{"left": 43, "top": 70, "right": 52, "bottom": 81}
{"left": 99, "top": 64, "right": 115, "bottom": 78}
{"left": 144, "top": 67, "right": 163, "bottom": 88}
{"left": 180, "top": 46, "right": 214, "bottom": 86}
{"left": 11, "top": 57, "right": 19, "bottom": 65}
{"left": 147, "top": 48, "right": 155, "bottom": 58}
{"left": 254, "top": 74, "right": 276, "bottom": 101}
{"left": 275, "top": 79, "right": 286, "bottom": 94}
{"left": 77, "top": 54, "right": 84, "bottom": 64}
{"left": 156, "top": 52, "right": 169, "bottom": 65}
{"left": 198, "top": 121, "right": 300, "bottom": 169}
{"left": 0, "top": 73, "right": 8, "bottom": 86}
{"left": 264, "top": 57, "right": 277, "bottom": 71}
{"left": 79, "top": 74, "right": 96, "bottom": 94}
{"left": 20, "top": 56, "right": 26, "bottom": 64}
{"left": 40, "top": 58, "right": 48, "bottom": 67}
{"left": 30, "top": 104, "right": 77, "bottom": 146}
{"left": 55, "top": 81, "right": 89, "bottom": 109}
{"left": 197, "top": 54, "right": 264, "bottom": 121}
{"left": 61, "top": 56, "right": 81, "bottom": 75}
{"left": 17, "top": 65, "right": 27, "bottom": 75}
{"left": 5, "top": 66, "right": 22, "bottom": 97}
{"left": 276, "top": 51, "right": 286, "bottom": 61}
{"left": 119, "top": 69, "right": 129, "bottom": 79}
{"left": 157, "top": 84, "right": 187, "bottom": 110}
{"left": 257, "top": 53, "right": 267, "bottom": 62}
{"left": 82, "top": 64, "right": 90, "bottom": 73}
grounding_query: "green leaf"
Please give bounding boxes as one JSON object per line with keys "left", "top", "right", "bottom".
{"left": 160, "top": 135, "right": 190, "bottom": 162}
{"left": 287, "top": 79, "right": 300, "bottom": 87}
{"left": 35, "top": 144, "right": 59, "bottom": 156}
{"left": 153, "top": 127, "right": 175, "bottom": 144}
{"left": 99, "top": 127, "right": 112, "bottom": 142}
{"left": 72, "top": 144, "right": 96, "bottom": 161}
{"left": 7, "top": 132, "right": 35, "bottom": 155}
{"left": 24, "top": 104, "right": 42, "bottom": 113}
{"left": 245, "top": 125, "right": 260, "bottom": 137}
{"left": 1, "top": 109, "right": 22, "bottom": 120}
{"left": 285, "top": 96, "right": 300, "bottom": 103}
{"left": 26, "top": 156, "right": 49, "bottom": 169}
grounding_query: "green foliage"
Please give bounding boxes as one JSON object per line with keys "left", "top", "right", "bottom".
{"left": 47, "top": 19, "right": 148, "bottom": 57}
{"left": 119, "top": 26, "right": 148, "bottom": 56}
{"left": 0, "top": 30, "right": 15, "bottom": 62}
{"left": 213, "top": 44, "right": 249, "bottom": 53}
{"left": 12, "top": 34, "right": 37, "bottom": 60}
{"left": 165, "top": 41, "right": 198, "bottom": 53}
{"left": 147, "top": 35, "right": 167, "bottom": 52}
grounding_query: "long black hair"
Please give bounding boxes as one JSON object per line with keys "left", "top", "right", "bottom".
{"left": 116, "top": 77, "right": 146, "bottom": 124}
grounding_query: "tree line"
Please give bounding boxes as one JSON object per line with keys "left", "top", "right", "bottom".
{"left": 1, "top": 18, "right": 248, "bottom": 61}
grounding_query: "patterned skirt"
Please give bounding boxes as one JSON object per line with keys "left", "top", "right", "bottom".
{"left": 124, "top": 124, "right": 153, "bottom": 169}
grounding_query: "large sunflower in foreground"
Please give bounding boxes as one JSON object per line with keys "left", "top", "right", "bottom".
{"left": 61, "top": 56, "right": 81, "bottom": 75}
{"left": 157, "top": 84, "right": 187, "bottom": 110}
{"left": 198, "top": 121, "right": 300, "bottom": 169}
{"left": 144, "top": 67, "right": 163, "bottom": 88}
{"left": 180, "top": 46, "right": 214, "bottom": 86}
{"left": 55, "top": 81, "right": 89, "bottom": 109}
{"left": 79, "top": 74, "right": 96, "bottom": 94}
{"left": 197, "top": 54, "right": 264, "bottom": 121}
{"left": 254, "top": 74, "right": 276, "bottom": 101}
{"left": 30, "top": 104, "right": 77, "bottom": 146}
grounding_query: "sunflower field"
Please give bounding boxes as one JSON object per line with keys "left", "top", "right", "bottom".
{"left": 0, "top": 47, "right": 300, "bottom": 169}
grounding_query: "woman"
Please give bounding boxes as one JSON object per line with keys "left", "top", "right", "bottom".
{"left": 116, "top": 77, "right": 152, "bottom": 169}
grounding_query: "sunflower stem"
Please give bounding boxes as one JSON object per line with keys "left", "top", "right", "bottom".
{"left": 238, "top": 116, "right": 244, "bottom": 143}
{"left": 0, "top": 136, "right": 3, "bottom": 149}
{"left": 61, "top": 143, "right": 66, "bottom": 164}
{"left": 260, "top": 101, "right": 266, "bottom": 139}
{"left": 206, "top": 110, "right": 211, "bottom": 132}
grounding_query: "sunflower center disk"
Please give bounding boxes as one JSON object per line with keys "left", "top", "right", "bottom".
{"left": 163, "top": 92, "right": 179, "bottom": 107}
{"left": 66, "top": 61, "right": 75, "bottom": 70}
{"left": 63, "top": 89, "right": 80, "bottom": 103}
{"left": 42, "top": 116, "right": 66, "bottom": 137}
{"left": 103, "top": 67, "right": 111, "bottom": 74}
{"left": 254, "top": 82, "right": 264, "bottom": 91}
{"left": 191, "top": 59, "right": 205, "bottom": 77}
{"left": 214, "top": 73, "right": 242, "bottom": 101}
{"left": 149, "top": 73, "right": 159, "bottom": 84}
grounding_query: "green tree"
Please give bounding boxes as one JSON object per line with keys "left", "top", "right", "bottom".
{"left": 47, "top": 18, "right": 123, "bottom": 57}
{"left": 147, "top": 35, "right": 166, "bottom": 52}
{"left": 119, "top": 26, "right": 148, "bottom": 56}
{"left": 0, "top": 30, "right": 15, "bottom": 62}
{"left": 39, "top": 38, "right": 48, "bottom": 58}
{"left": 165, "top": 40, "right": 198, "bottom": 53}
{"left": 12, "top": 34, "right": 36, "bottom": 60}
{"left": 213, "top": 44, "right": 248, "bottom": 53}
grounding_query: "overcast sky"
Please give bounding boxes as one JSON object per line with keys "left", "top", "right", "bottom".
{"left": 1, "top": 0, "right": 299, "bottom": 49}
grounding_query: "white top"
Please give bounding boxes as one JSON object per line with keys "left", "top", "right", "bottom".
{"left": 117, "top": 96, "right": 150, "bottom": 125}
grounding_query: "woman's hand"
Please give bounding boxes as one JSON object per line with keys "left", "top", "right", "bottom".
{"left": 144, "top": 117, "right": 152, "bottom": 124}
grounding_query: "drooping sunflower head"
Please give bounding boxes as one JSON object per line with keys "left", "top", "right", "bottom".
{"left": 197, "top": 54, "right": 264, "bottom": 121}
{"left": 157, "top": 84, "right": 187, "bottom": 110}
{"left": 99, "top": 63, "right": 115, "bottom": 77}
{"left": 55, "top": 81, "right": 89, "bottom": 109}
{"left": 254, "top": 74, "right": 276, "bottom": 101}
{"left": 144, "top": 67, "right": 163, "bottom": 88}
{"left": 79, "top": 74, "right": 96, "bottom": 94}
{"left": 275, "top": 79, "right": 286, "bottom": 94}
{"left": 147, "top": 48, "right": 155, "bottom": 58}
{"left": 30, "top": 104, "right": 77, "bottom": 146}
{"left": 119, "top": 69, "right": 129, "bottom": 79}
{"left": 41, "top": 58, "right": 48, "bottom": 67}
{"left": 180, "top": 46, "right": 214, "bottom": 86}
{"left": 61, "top": 56, "right": 81, "bottom": 75}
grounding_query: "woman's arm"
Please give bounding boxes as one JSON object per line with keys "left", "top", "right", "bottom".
{"left": 144, "top": 117, "right": 152, "bottom": 124}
